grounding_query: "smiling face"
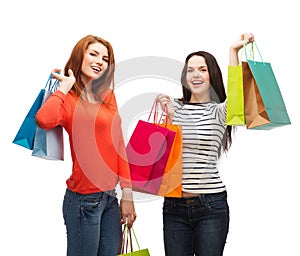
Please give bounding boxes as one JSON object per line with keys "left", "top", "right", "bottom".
{"left": 80, "top": 42, "right": 109, "bottom": 85}
{"left": 186, "top": 55, "right": 211, "bottom": 103}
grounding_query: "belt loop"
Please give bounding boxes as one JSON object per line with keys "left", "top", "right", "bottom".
{"left": 198, "top": 194, "right": 205, "bottom": 206}
{"left": 167, "top": 197, "right": 176, "bottom": 207}
{"left": 172, "top": 198, "right": 177, "bottom": 207}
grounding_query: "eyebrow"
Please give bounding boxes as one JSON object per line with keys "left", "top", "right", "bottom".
{"left": 187, "top": 65, "right": 207, "bottom": 69}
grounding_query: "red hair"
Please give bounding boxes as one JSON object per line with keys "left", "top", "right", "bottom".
{"left": 64, "top": 35, "right": 115, "bottom": 103}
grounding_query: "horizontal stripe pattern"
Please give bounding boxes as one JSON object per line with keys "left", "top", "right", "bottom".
{"left": 172, "top": 99, "right": 227, "bottom": 194}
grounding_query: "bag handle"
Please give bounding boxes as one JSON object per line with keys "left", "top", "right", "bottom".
{"left": 119, "top": 224, "right": 128, "bottom": 254}
{"left": 243, "top": 40, "right": 265, "bottom": 65}
{"left": 130, "top": 226, "right": 141, "bottom": 251}
{"left": 147, "top": 99, "right": 168, "bottom": 127}
{"left": 119, "top": 224, "right": 141, "bottom": 254}
{"left": 44, "top": 73, "right": 59, "bottom": 93}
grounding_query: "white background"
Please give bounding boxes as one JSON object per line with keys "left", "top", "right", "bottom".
{"left": 1, "top": 0, "right": 299, "bottom": 255}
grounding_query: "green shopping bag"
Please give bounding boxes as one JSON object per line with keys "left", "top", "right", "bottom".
{"left": 118, "top": 225, "right": 150, "bottom": 256}
{"left": 243, "top": 41, "right": 291, "bottom": 130}
{"left": 226, "top": 65, "right": 245, "bottom": 125}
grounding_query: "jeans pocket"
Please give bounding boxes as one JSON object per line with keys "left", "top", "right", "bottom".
{"left": 163, "top": 199, "right": 174, "bottom": 214}
{"left": 81, "top": 196, "right": 103, "bottom": 224}
{"left": 207, "top": 193, "right": 229, "bottom": 214}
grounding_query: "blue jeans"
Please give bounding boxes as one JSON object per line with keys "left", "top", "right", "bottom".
{"left": 163, "top": 191, "right": 229, "bottom": 256}
{"left": 62, "top": 188, "right": 122, "bottom": 256}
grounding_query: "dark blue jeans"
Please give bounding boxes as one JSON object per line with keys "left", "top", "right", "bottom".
{"left": 163, "top": 191, "right": 229, "bottom": 256}
{"left": 62, "top": 188, "right": 122, "bottom": 256}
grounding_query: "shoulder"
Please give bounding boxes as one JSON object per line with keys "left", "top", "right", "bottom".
{"left": 62, "top": 90, "right": 79, "bottom": 105}
{"left": 216, "top": 101, "right": 226, "bottom": 112}
{"left": 173, "top": 98, "right": 184, "bottom": 108}
{"left": 214, "top": 101, "right": 226, "bottom": 124}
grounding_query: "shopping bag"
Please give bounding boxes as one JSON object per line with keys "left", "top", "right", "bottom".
{"left": 242, "top": 41, "right": 291, "bottom": 129}
{"left": 226, "top": 65, "right": 245, "bottom": 125}
{"left": 242, "top": 61, "right": 270, "bottom": 129}
{"left": 118, "top": 224, "right": 150, "bottom": 256}
{"left": 126, "top": 101, "right": 176, "bottom": 194}
{"left": 12, "top": 88, "right": 45, "bottom": 149}
{"left": 157, "top": 123, "right": 182, "bottom": 197}
{"left": 31, "top": 75, "right": 64, "bottom": 160}
{"left": 142, "top": 112, "right": 177, "bottom": 194}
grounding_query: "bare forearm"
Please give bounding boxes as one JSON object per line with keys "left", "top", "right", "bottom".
{"left": 229, "top": 47, "right": 240, "bottom": 66}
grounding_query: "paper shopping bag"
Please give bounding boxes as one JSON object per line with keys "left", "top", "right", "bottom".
{"left": 126, "top": 102, "right": 176, "bottom": 194}
{"left": 31, "top": 124, "right": 64, "bottom": 160}
{"left": 226, "top": 65, "right": 245, "bottom": 125}
{"left": 242, "top": 61, "right": 270, "bottom": 129}
{"left": 118, "top": 225, "right": 150, "bottom": 256}
{"left": 142, "top": 124, "right": 176, "bottom": 194}
{"left": 12, "top": 89, "right": 45, "bottom": 149}
{"left": 126, "top": 120, "right": 175, "bottom": 194}
{"left": 31, "top": 77, "right": 64, "bottom": 160}
{"left": 157, "top": 123, "right": 182, "bottom": 198}
{"left": 242, "top": 42, "right": 291, "bottom": 129}
{"left": 119, "top": 248, "right": 150, "bottom": 256}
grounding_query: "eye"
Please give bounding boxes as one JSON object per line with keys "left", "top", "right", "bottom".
{"left": 103, "top": 57, "right": 109, "bottom": 63}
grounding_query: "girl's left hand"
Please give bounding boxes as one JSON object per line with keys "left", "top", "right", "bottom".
{"left": 120, "top": 188, "right": 137, "bottom": 228}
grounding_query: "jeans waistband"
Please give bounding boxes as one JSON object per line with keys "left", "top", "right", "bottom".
{"left": 164, "top": 191, "right": 227, "bottom": 206}
{"left": 65, "top": 188, "right": 116, "bottom": 198}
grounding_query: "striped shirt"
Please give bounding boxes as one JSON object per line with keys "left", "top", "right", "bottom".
{"left": 172, "top": 99, "right": 227, "bottom": 194}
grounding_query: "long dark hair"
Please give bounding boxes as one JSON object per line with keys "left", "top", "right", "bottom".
{"left": 64, "top": 35, "right": 115, "bottom": 102}
{"left": 180, "top": 51, "right": 233, "bottom": 153}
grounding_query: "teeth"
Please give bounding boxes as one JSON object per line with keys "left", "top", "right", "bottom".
{"left": 92, "top": 67, "right": 100, "bottom": 72}
{"left": 192, "top": 81, "right": 202, "bottom": 85}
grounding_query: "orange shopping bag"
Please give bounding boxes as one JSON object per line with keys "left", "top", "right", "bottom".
{"left": 157, "top": 122, "right": 182, "bottom": 198}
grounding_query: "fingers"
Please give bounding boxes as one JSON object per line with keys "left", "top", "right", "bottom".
{"left": 241, "top": 33, "right": 255, "bottom": 44}
{"left": 51, "top": 68, "right": 62, "bottom": 80}
{"left": 51, "top": 68, "right": 74, "bottom": 80}
{"left": 121, "top": 212, "right": 137, "bottom": 228}
{"left": 67, "top": 68, "right": 74, "bottom": 78}
{"left": 156, "top": 94, "right": 171, "bottom": 108}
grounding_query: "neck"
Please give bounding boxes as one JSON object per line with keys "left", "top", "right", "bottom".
{"left": 189, "top": 94, "right": 210, "bottom": 103}
{"left": 83, "top": 87, "right": 98, "bottom": 104}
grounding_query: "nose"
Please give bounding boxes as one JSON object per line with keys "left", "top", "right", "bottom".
{"left": 193, "top": 70, "right": 201, "bottom": 78}
{"left": 96, "top": 55, "right": 104, "bottom": 65}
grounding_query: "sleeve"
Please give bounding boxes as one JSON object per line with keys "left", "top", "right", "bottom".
{"left": 35, "top": 90, "right": 67, "bottom": 130}
{"left": 118, "top": 128, "right": 133, "bottom": 189}
{"left": 217, "top": 101, "right": 227, "bottom": 125}
{"left": 110, "top": 91, "right": 132, "bottom": 188}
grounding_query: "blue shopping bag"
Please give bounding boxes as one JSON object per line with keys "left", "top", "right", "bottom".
{"left": 31, "top": 85, "right": 64, "bottom": 160}
{"left": 12, "top": 74, "right": 58, "bottom": 149}
{"left": 243, "top": 41, "right": 291, "bottom": 130}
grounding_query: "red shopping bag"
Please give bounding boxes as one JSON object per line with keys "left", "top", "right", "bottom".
{"left": 126, "top": 101, "right": 176, "bottom": 194}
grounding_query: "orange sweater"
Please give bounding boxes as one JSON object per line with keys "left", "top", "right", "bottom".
{"left": 36, "top": 89, "right": 132, "bottom": 194}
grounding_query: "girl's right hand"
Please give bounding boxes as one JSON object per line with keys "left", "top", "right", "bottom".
{"left": 229, "top": 33, "right": 255, "bottom": 66}
{"left": 156, "top": 94, "right": 175, "bottom": 122}
{"left": 52, "top": 68, "right": 76, "bottom": 94}
{"left": 230, "top": 33, "right": 255, "bottom": 53}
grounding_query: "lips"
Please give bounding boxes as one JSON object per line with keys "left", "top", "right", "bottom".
{"left": 191, "top": 80, "right": 203, "bottom": 87}
{"left": 91, "top": 66, "right": 101, "bottom": 73}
